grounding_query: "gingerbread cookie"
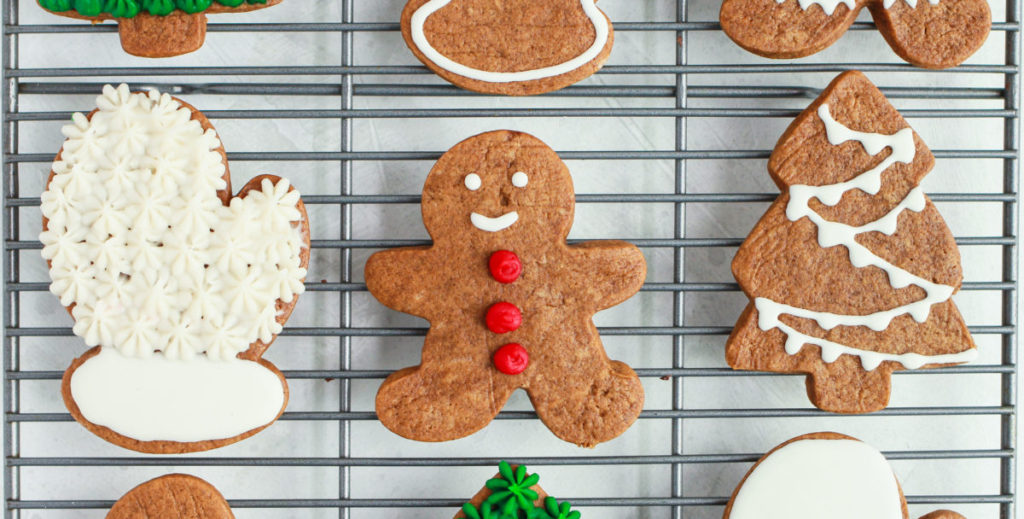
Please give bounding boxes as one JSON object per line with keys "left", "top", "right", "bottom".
{"left": 725, "top": 432, "right": 967, "bottom": 519}
{"left": 366, "top": 130, "right": 646, "bottom": 447}
{"left": 400, "top": 0, "right": 614, "bottom": 95}
{"left": 40, "top": 84, "right": 310, "bottom": 453}
{"left": 37, "top": 0, "right": 282, "bottom": 58}
{"left": 456, "top": 461, "right": 580, "bottom": 519}
{"left": 107, "top": 474, "right": 234, "bottom": 519}
{"left": 720, "top": 0, "right": 990, "bottom": 68}
{"left": 727, "top": 71, "right": 976, "bottom": 413}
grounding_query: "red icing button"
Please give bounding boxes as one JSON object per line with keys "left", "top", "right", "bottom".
{"left": 489, "top": 250, "right": 522, "bottom": 283}
{"left": 494, "top": 343, "right": 529, "bottom": 375}
{"left": 486, "top": 302, "right": 522, "bottom": 334}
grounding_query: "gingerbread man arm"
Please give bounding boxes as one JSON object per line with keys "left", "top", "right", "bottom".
{"left": 566, "top": 241, "right": 647, "bottom": 312}
{"left": 365, "top": 246, "right": 443, "bottom": 320}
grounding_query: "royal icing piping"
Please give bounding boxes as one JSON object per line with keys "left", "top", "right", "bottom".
{"left": 410, "top": 0, "right": 610, "bottom": 83}
{"left": 729, "top": 439, "right": 903, "bottom": 519}
{"left": 465, "top": 173, "right": 482, "bottom": 191}
{"left": 40, "top": 85, "right": 305, "bottom": 441}
{"left": 754, "top": 103, "right": 976, "bottom": 371}
{"left": 471, "top": 211, "right": 519, "bottom": 232}
{"left": 777, "top": 0, "right": 936, "bottom": 16}
{"left": 511, "top": 171, "right": 529, "bottom": 188}
{"left": 70, "top": 347, "right": 285, "bottom": 442}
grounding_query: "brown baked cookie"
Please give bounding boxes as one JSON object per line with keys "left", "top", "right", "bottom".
{"left": 41, "top": 84, "right": 310, "bottom": 453}
{"left": 400, "top": 0, "right": 614, "bottom": 95}
{"left": 107, "top": 474, "right": 234, "bottom": 519}
{"left": 723, "top": 432, "right": 968, "bottom": 519}
{"left": 720, "top": 0, "right": 989, "bottom": 68}
{"left": 38, "top": 0, "right": 282, "bottom": 58}
{"left": 366, "top": 130, "right": 646, "bottom": 447}
{"left": 727, "top": 71, "right": 976, "bottom": 413}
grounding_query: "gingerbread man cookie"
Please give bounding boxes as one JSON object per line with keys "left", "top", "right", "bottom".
{"left": 107, "top": 474, "right": 234, "bottom": 519}
{"left": 37, "top": 0, "right": 282, "bottom": 58}
{"left": 728, "top": 71, "right": 976, "bottom": 413}
{"left": 725, "top": 432, "right": 967, "bottom": 519}
{"left": 401, "top": 0, "right": 615, "bottom": 95}
{"left": 366, "top": 130, "right": 646, "bottom": 447}
{"left": 720, "top": 0, "right": 990, "bottom": 68}
{"left": 40, "top": 85, "right": 310, "bottom": 453}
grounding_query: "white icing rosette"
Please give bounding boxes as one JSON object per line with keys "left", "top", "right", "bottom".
{"left": 40, "top": 84, "right": 308, "bottom": 449}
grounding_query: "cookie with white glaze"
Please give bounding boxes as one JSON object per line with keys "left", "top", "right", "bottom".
{"left": 41, "top": 84, "right": 310, "bottom": 453}
{"left": 728, "top": 71, "right": 976, "bottom": 413}
{"left": 400, "top": 0, "right": 614, "bottom": 95}
{"left": 724, "top": 432, "right": 967, "bottom": 519}
{"left": 366, "top": 130, "right": 646, "bottom": 447}
{"left": 107, "top": 474, "right": 234, "bottom": 519}
{"left": 720, "top": 0, "right": 989, "bottom": 68}
{"left": 37, "top": 0, "right": 283, "bottom": 58}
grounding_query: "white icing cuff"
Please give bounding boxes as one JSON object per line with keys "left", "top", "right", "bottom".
{"left": 410, "top": 0, "right": 610, "bottom": 83}
{"left": 70, "top": 348, "right": 285, "bottom": 443}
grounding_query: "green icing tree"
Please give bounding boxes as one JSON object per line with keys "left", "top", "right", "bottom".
{"left": 461, "top": 462, "right": 580, "bottom": 519}
{"left": 38, "top": 0, "right": 268, "bottom": 17}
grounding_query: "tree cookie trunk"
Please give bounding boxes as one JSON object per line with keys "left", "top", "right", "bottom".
{"left": 117, "top": 12, "right": 208, "bottom": 58}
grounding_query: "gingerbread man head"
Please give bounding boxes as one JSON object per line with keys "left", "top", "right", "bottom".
{"left": 367, "top": 130, "right": 647, "bottom": 447}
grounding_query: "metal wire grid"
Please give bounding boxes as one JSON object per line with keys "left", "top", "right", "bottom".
{"left": 1, "top": 0, "right": 1019, "bottom": 517}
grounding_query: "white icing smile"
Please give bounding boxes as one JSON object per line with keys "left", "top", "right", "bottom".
{"left": 471, "top": 211, "right": 519, "bottom": 232}
{"left": 410, "top": 0, "right": 610, "bottom": 83}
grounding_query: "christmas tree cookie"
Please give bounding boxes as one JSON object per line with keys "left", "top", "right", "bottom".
{"left": 401, "top": 0, "right": 615, "bottom": 95}
{"left": 37, "top": 0, "right": 282, "bottom": 57}
{"left": 107, "top": 474, "right": 235, "bottom": 519}
{"left": 727, "top": 71, "right": 976, "bottom": 413}
{"left": 41, "top": 85, "right": 309, "bottom": 453}
{"left": 366, "top": 130, "right": 646, "bottom": 447}
{"left": 725, "top": 432, "right": 967, "bottom": 519}
{"left": 456, "top": 461, "right": 580, "bottom": 519}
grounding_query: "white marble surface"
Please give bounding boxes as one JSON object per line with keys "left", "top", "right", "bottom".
{"left": 3, "top": 0, "right": 1019, "bottom": 517}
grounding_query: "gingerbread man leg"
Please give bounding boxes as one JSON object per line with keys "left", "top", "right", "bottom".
{"left": 376, "top": 326, "right": 516, "bottom": 442}
{"left": 527, "top": 336, "right": 644, "bottom": 447}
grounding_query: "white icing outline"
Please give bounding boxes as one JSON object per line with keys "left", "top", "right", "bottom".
{"left": 776, "top": 0, "right": 937, "bottom": 16}
{"left": 410, "top": 0, "right": 610, "bottom": 83}
{"left": 755, "top": 103, "right": 973, "bottom": 371}
{"left": 471, "top": 211, "right": 519, "bottom": 232}
{"left": 511, "top": 171, "right": 529, "bottom": 188}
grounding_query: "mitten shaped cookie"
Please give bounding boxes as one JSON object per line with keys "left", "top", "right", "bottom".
{"left": 456, "top": 461, "right": 580, "bottom": 519}
{"left": 366, "top": 130, "right": 646, "bottom": 447}
{"left": 37, "top": 0, "right": 282, "bottom": 58}
{"left": 720, "top": 0, "right": 990, "bottom": 68}
{"left": 728, "top": 71, "right": 976, "bottom": 413}
{"left": 401, "top": 0, "right": 614, "bottom": 95}
{"left": 107, "top": 474, "right": 234, "bottom": 519}
{"left": 724, "top": 432, "right": 967, "bottom": 519}
{"left": 40, "top": 84, "right": 310, "bottom": 453}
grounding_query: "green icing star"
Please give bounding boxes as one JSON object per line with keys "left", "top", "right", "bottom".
{"left": 461, "top": 462, "right": 580, "bottom": 519}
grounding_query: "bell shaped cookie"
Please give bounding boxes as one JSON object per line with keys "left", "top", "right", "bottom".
{"left": 401, "top": 0, "right": 615, "bottom": 95}
{"left": 728, "top": 71, "right": 976, "bottom": 413}
{"left": 725, "top": 432, "right": 967, "bottom": 519}
{"left": 107, "top": 474, "right": 235, "bottom": 519}
{"left": 37, "top": 0, "right": 282, "bottom": 58}
{"left": 41, "top": 85, "right": 310, "bottom": 453}
{"left": 720, "top": 0, "right": 989, "bottom": 68}
{"left": 366, "top": 130, "right": 646, "bottom": 447}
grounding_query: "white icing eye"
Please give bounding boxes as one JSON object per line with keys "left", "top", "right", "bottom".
{"left": 464, "top": 173, "right": 482, "bottom": 191}
{"left": 511, "top": 171, "right": 528, "bottom": 188}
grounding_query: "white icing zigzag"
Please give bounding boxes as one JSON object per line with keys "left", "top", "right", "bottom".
{"left": 777, "top": 0, "right": 938, "bottom": 16}
{"left": 410, "top": 0, "right": 610, "bottom": 83}
{"left": 40, "top": 84, "right": 307, "bottom": 362}
{"left": 755, "top": 103, "right": 977, "bottom": 371}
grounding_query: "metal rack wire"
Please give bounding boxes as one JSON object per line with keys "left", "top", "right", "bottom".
{"left": 2, "top": 0, "right": 1019, "bottom": 517}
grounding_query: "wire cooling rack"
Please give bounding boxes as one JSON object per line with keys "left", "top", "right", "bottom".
{"left": 1, "top": 0, "right": 1020, "bottom": 518}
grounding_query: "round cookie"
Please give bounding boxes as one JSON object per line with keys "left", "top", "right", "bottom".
{"left": 366, "top": 130, "right": 647, "bottom": 447}
{"left": 37, "top": 0, "right": 283, "bottom": 58}
{"left": 724, "top": 432, "right": 967, "bottom": 519}
{"left": 400, "top": 0, "right": 615, "bottom": 95}
{"left": 41, "top": 84, "right": 310, "bottom": 453}
{"left": 107, "top": 474, "right": 235, "bottom": 519}
{"left": 720, "top": 0, "right": 990, "bottom": 68}
{"left": 727, "top": 71, "right": 976, "bottom": 413}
